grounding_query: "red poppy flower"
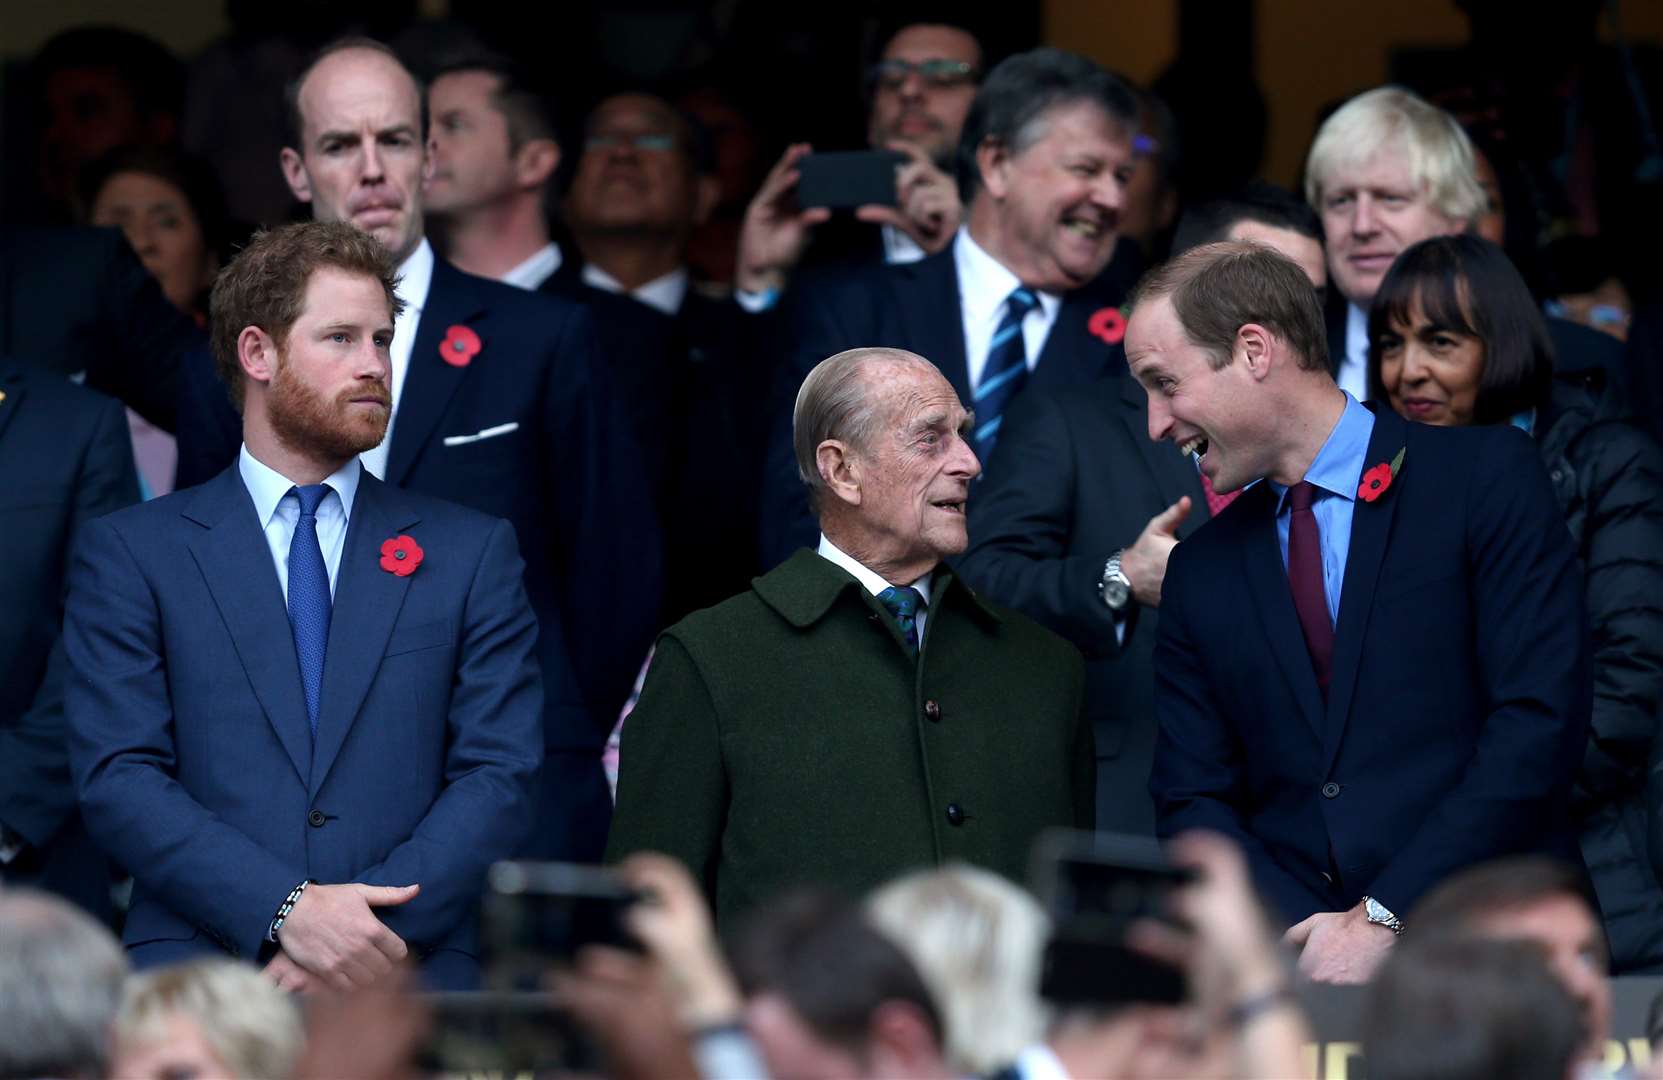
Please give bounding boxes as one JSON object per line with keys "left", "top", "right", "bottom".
{"left": 440, "top": 324, "right": 481, "bottom": 367}
{"left": 1357, "top": 462, "right": 1394, "bottom": 503}
{"left": 1087, "top": 306, "right": 1127, "bottom": 346}
{"left": 379, "top": 534, "right": 424, "bottom": 576}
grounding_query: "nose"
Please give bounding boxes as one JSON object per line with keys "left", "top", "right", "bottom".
{"left": 1399, "top": 343, "right": 1431, "bottom": 385}
{"left": 1352, "top": 194, "right": 1377, "bottom": 237}
{"left": 125, "top": 219, "right": 157, "bottom": 257}
{"left": 896, "top": 69, "right": 927, "bottom": 101}
{"left": 358, "top": 338, "right": 391, "bottom": 383}
{"left": 361, "top": 138, "right": 385, "bottom": 183}
{"left": 949, "top": 430, "right": 981, "bottom": 480}
{"left": 1146, "top": 393, "right": 1173, "bottom": 443}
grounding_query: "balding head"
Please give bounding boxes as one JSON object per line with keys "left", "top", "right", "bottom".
{"left": 0, "top": 889, "right": 129, "bottom": 1080}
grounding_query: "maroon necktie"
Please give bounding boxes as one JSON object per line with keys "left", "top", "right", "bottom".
{"left": 1287, "top": 481, "right": 1334, "bottom": 698}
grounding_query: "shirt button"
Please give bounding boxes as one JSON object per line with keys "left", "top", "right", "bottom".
{"left": 1321, "top": 782, "right": 1342, "bottom": 799}
{"left": 945, "top": 803, "right": 966, "bottom": 826}
{"left": 924, "top": 700, "right": 941, "bottom": 722}
{"left": 308, "top": 809, "right": 326, "bottom": 827}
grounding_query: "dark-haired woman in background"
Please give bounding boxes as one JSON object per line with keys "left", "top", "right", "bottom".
{"left": 77, "top": 146, "right": 231, "bottom": 498}
{"left": 1368, "top": 234, "right": 1663, "bottom": 972}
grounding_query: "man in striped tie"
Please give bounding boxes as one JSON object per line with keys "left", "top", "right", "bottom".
{"left": 62, "top": 221, "right": 543, "bottom": 991}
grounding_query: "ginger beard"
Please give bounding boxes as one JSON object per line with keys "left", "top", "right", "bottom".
{"left": 266, "top": 342, "right": 391, "bottom": 461}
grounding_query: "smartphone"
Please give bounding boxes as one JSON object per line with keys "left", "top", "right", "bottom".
{"left": 420, "top": 992, "right": 600, "bottom": 1075}
{"left": 1029, "top": 829, "right": 1196, "bottom": 1006}
{"left": 796, "top": 150, "right": 908, "bottom": 210}
{"left": 482, "top": 861, "right": 645, "bottom": 993}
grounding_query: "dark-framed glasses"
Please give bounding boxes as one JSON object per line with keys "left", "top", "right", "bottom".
{"left": 584, "top": 132, "right": 678, "bottom": 153}
{"left": 868, "top": 58, "right": 980, "bottom": 92}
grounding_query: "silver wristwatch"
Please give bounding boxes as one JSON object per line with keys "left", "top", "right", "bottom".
{"left": 1100, "top": 550, "right": 1132, "bottom": 612}
{"left": 1363, "top": 895, "right": 1405, "bottom": 935}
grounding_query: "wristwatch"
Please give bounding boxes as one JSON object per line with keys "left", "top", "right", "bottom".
{"left": 1100, "top": 550, "right": 1132, "bottom": 612}
{"left": 1363, "top": 895, "right": 1405, "bottom": 935}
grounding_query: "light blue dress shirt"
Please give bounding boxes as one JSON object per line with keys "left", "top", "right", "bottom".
{"left": 238, "top": 445, "right": 361, "bottom": 602}
{"left": 1266, "top": 394, "right": 1376, "bottom": 628}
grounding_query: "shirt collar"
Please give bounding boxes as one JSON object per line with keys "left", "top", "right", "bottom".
{"left": 954, "top": 227, "right": 1061, "bottom": 328}
{"left": 1014, "top": 1043, "right": 1072, "bottom": 1080}
{"left": 500, "top": 242, "right": 562, "bottom": 290}
{"left": 1269, "top": 392, "right": 1377, "bottom": 512}
{"left": 238, "top": 443, "right": 362, "bottom": 527}
{"left": 396, "top": 238, "right": 436, "bottom": 317}
{"left": 816, "top": 534, "right": 933, "bottom": 607}
{"left": 581, "top": 262, "right": 689, "bottom": 316}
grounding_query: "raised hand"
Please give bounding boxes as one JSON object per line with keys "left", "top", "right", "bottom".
{"left": 1121, "top": 496, "right": 1192, "bottom": 608}
{"left": 735, "top": 143, "right": 832, "bottom": 295}
{"left": 854, "top": 141, "right": 963, "bottom": 255}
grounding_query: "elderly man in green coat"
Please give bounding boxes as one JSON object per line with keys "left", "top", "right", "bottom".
{"left": 607, "top": 346, "right": 1092, "bottom": 924}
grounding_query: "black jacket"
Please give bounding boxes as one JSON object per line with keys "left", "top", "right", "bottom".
{"left": 1535, "top": 380, "right": 1663, "bottom": 971}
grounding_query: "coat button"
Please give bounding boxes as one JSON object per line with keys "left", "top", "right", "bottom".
{"left": 945, "top": 803, "right": 965, "bottom": 826}
{"left": 308, "top": 809, "right": 326, "bottom": 827}
{"left": 924, "top": 699, "right": 941, "bottom": 722}
{"left": 1321, "top": 782, "right": 1341, "bottom": 799}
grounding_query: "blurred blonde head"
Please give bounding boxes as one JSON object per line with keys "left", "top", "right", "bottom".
{"left": 1304, "top": 86, "right": 1486, "bottom": 225}
{"left": 867, "top": 863, "right": 1052, "bottom": 1074}
{"left": 111, "top": 959, "right": 304, "bottom": 1080}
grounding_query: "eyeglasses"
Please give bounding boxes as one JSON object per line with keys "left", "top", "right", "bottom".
{"left": 867, "top": 58, "right": 980, "bottom": 93}
{"left": 584, "top": 132, "right": 678, "bottom": 153}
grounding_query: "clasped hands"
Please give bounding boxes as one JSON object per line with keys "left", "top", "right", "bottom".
{"left": 264, "top": 882, "right": 420, "bottom": 993}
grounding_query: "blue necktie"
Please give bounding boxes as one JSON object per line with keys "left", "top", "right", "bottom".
{"left": 877, "top": 585, "right": 923, "bottom": 658}
{"left": 287, "top": 484, "right": 333, "bottom": 738}
{"left": 973, "top": 287, "right": 1039, "bottom": 460}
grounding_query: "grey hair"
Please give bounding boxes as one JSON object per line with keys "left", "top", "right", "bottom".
{"left": 0, "top": 889, "right": 129, "bottom": 1080}
{"left": 115, "top": 959, "right": 305, "bottom": 1080}
{"left": 793, "top": 347, "right": 934, "bottom": 513}
{"left": 866, "top": 863, "right": 1053, "bottom": 1075}
{"left": 1304, "top": 85, "right": 1487, "bottom": 225}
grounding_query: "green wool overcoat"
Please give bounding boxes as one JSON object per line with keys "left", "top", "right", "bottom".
{"left": 606, "top": 549, "right": 1093, "bottom": 924}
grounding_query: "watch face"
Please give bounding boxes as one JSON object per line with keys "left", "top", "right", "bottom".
{"left": 1104, "top": 578, "right": 1130, "bottom": 608}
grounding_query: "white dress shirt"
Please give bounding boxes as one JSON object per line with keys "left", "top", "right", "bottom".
{"left": 360, "top": 238, "right": 436, "bottom": 480}
{"left": 239, "top": 445, "right": 361, "bottom": 601}
{"left": 954, "top": 228, "right": 1062, "bottom": 394}
{"left": 816, "top": 534, "right": 934, "bottom": 643}
{"left": 501, "top": 241, "right": 563, "bottom": 290}
{"left": 582, "top": 262, "right": 689, "bottom": 317}
{"left": 1339, "top": 302, "right": 1372, "bottom": 401}
{"left": 880, "top": 222, "right": 926, "bottom": 265}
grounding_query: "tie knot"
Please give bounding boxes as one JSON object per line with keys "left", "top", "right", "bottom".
{"left": 1007, "top": 287, "right": 1038, "bottom": 319}
{"left": 877, "top": 585, "right": 921, "bottom": 620}
{"left": 291, "top": 483, "right": 332, "bottom": 517}
{"left": 1288, "top": 480, "right": 1318, "bottom": 512}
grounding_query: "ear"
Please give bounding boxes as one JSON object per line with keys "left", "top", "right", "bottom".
{"left": 515, "top": 138, "right": 561, "bottom": 190}
{"left": 279, "top": 147, "right": 312, "bottom": 204}
{"left": 692, "top": 174, "right": 721, "bottom": 227}
{"left": 1236, "top": 322, "right": 1275, "bottom": 382}
{"left": 238, "top": 325, "right": 280, "bottom": 390}
{"left": 816, "top": 439, "right": 863, "bottom": 508}
{"left": 867, "top": 1001, "right": 943, "bottom": 1076}
{"left": 974, "top": 136, "right": 1012, "bottom": 201}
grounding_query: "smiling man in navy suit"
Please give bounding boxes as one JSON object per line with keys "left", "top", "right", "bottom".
{"left": 64, "top": 221, "right": 542, "bottom": 990}
{"left": 1127, "top": 241, "right": 1591, "bottom": 985}
{"left": 754, "top": 48, "right": 1144, "bottom": 568}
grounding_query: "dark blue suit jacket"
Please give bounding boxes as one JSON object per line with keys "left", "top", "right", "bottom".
{"left": 176, "top": 257, "right": 663, "bottom": 859}
{"left": 1151, "top": 405, "right": 1592, "bottom": 925}
{"left": 0, "top": 364, "right": 138, "bottom": 920}
{"left": 757, "top": 248, "right": 1133, "bottom": 569}
{"left": 63, "top": 467, "right": 544, "bottom": 986}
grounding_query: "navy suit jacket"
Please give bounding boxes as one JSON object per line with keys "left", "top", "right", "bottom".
{"left": 175, "top": 257, "right": 663, "bottom": 858}
{"left": 0, "top": 364, "right": 138, "bottom": 919}
{"left": 63, "top": 467, "right": 543, "bottom": 985}
{"left": 757, "top": 248, "right": 1132, "bottom": 569}
{"left": 960, "top": 372, "right": 1209, "bottom": 835}
{"left": 1151, "top": 405, "right": 1592, "bottom": 925}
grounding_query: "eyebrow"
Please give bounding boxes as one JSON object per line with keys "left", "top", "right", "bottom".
{"left": 314, "top": 124, "right": 418, "bottom": 146}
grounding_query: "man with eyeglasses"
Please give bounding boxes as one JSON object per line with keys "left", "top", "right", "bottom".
{"left": 733, "top": 21, "right": 985, "bottom": 295}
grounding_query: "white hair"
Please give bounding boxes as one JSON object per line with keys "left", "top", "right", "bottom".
{"left": 1304, "top": 85, "right": 1487, "bottom": 224}
{"left": 115, "top": 959, "right": 305, "bottom": 1080}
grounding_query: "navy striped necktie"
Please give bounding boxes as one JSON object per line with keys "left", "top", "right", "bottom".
{"left": 973, "top": 286, "right": 1039, "bottom": 461}
{"left": 287, "top": 483, "right": 333, "bottom": 738}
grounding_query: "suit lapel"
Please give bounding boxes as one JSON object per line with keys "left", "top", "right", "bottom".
{"left": 894, "top": 254, "right": 971, "bottom": 404}
{"left": 385, "top": 260, "right": 485, "bottom": 485}
{"left": 308, "top": 476, "right": 419, "bottom": 798}
{"left": 1034, "top": 287, "right": 1122, "bottom": 386}
{"left": 1114, "top": 373, "right": 1210, "bottom": 530}
{"left": 0, "top": 368, "right": 26, "bottom": 444}
{"left": 1237, "top": 483, "right": 1327, "bottom": 743}
{"left": 1321, "top": 405, "right": 1406, "bottom": 771}
{"left": 184, "top": 468, "right": 313, "bottom": 785}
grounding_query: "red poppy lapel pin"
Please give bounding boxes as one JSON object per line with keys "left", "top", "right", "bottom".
{"left": 1358, "top": 447, "right": 1406, "bottom": 503}
{"left": 379, "top": 534, "right": 424, "bottom": 576}
{"left": 440, "top": 324, "right": 481, "bottom": 367}
{"left": 1087, "top": 306, "right": 1127, "bottom": 346}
